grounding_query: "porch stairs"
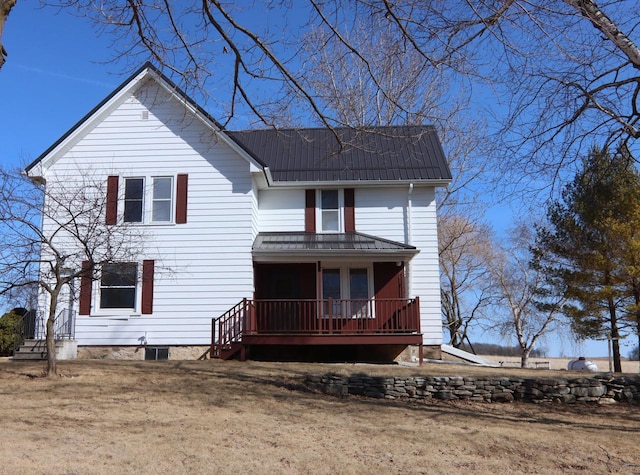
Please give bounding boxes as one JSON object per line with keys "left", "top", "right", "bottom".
{"left": 13, "top": 339, "right": 48, "bottom": 361}
{"left": 12, "top": 309, "right": 78, "bottom": 361}
{"left": 12, "top": 339, "right": 77, "bottom": 361}
{"left": 210, "top": 299, "right": 252, "bottom": 360}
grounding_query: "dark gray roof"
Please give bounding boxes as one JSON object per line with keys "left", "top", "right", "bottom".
{"left": 227, "top": 126, "right": 451, "bottom": 183}
{"left": 253, "top": 232, "right": 419, "bottom": 259}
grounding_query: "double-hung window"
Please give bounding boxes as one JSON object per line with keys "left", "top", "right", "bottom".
{"left": 319, "top": 189, "right": 341, "bottom": 232}
{"left": 151, "top": 177, "right": 173, "bottom": 222}
{"left": 79, "top": 259, "right": 155, "bottom": 316}
{"left": 100, "top": 263, "right": 138, "bottom": 309}
{"left": 124, "top": 178, "right": 144, "bottom": 223}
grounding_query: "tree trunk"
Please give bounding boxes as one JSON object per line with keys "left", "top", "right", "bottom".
{"left": 607, "top": 296, "right": 622, "bottom": 373}
{"left": 45, "top": 289, "right": 60, "bottom": 377}
{"left": 520, "top": 348, "right": 531, "bottom": 369}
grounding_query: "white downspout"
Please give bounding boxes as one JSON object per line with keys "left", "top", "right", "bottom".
{"left": 406, "top": 183, "right": 413, "bottom": 298}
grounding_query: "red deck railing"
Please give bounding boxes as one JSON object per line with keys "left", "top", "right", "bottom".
{"left": 211, "top": 297, "right": 420, "bottom": 357}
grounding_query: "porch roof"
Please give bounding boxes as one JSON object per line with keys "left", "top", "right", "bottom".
{"left": 252, "top": 232, "right": 419, "bottom": 262}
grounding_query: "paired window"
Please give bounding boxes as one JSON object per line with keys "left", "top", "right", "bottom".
{"left": 106, "top": 174, "right": 187, "bottom": 225}
{"left": 123, "top": 177, "right": 174, "bottom": 223}
{"left": 321, "top": 266, "right": 372, "bottom": 317}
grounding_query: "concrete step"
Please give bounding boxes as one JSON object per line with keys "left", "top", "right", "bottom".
{"left": 13, "top": 340, "right": 47, "bottom": 361}
{"left": 13, "top": 339, "right": 77, "bottom": 361}
{"left": 12, "top": 351, "right": 47, "bottom": 361}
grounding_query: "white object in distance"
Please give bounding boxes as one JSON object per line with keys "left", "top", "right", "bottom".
{"left": 567, "top": 357, "right": 598, "bottom": 372}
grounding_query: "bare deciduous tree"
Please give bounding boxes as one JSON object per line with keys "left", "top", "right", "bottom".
{"left": 439, "top": 212, "right": 496, "bottom": 348}
{"left": 20, "top": 1, "right": 633, "bottom": 180}
{"left": 291, "top": 16, "right": 495, "bottom": 351}
{"left": 0, "top": 167, "right": 145, "bottom": 376}
{"left": 491, "top": 224, "right": 565, "bottom": 368}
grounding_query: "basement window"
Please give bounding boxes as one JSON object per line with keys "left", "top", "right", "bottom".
{"left": 145, "top": 347, "right": 169, "bottom": 360}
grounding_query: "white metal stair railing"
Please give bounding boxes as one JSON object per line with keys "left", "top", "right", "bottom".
{"left": 53, "top": 308, "right": 76, "bottom": 340}
{"left": 13, "top": 309, "right": 76, "bottom": 354}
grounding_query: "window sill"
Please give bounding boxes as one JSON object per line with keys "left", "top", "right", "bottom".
{"left": 87, "top": 312, "right": 141, "bottom": 320}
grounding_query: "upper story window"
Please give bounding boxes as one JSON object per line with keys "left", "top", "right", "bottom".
{"left": 306, "top": 188, "right": 354, "bottom": 233}
{"left": 152, "top": 177, "right": 173, "bottom": 222}
{"left": 320, "top": 189, "right": 342, "bottom": 232}
{"left": 113, "top": 175, "right": 182, "bottom": 225}
{"left": 124, "top": 178, "right": 144, "bottom": 223}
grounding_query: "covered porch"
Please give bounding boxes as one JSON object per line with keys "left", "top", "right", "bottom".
{"left": 211, "top": 297, "right": 422, "bottom": 362}
{"left": 211, "top": 232, "right": 424, "bottom": 363}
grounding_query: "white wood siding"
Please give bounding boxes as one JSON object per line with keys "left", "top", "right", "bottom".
{"left": 253, "top": 186, "right": 443, "bottom": 345}
{"left": 40, "top": 81, "right": 256, "bottom": 346}
{"left": 257, "top": 188, "right": 305, "bottom": 232}
{"left": 355, "top": 187, "right": 442, "bottom": 345}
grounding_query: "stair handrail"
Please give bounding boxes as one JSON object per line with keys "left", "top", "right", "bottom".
{"left": 211, "top": 299, "right": 253, "bottom": 358}
{"left": 53, "top": 308, "right": 76, "bottom": 340}
{"left": 13, "top": 308, "right": 76, "bottom": 354}
{"left": 12, "top": 312, "right": 34, "bottom": 354}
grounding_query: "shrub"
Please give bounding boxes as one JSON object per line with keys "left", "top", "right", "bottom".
{"left": 0, "top": 309, "right": 27, "bottom": 356}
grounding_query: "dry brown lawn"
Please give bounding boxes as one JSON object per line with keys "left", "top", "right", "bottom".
{"left": 0, "top": 359, "right": 639, "bottom": 475}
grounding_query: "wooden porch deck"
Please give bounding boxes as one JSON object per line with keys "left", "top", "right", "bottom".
{"left": 211, "top": 298, "right": 423, "bottom": 363}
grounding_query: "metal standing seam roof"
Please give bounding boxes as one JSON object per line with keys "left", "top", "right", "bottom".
{"left": 227, "top": 126, "right": 452, "bottom": 183}
{"left": 253, "top": 232, "right": 419, "bottom": 255}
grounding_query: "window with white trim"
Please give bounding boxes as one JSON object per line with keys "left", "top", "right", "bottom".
{"left": 124, "top": 178, "right": 144, "bottom": 223}
{"left": 151, "top": 177, "right": 173, "bottom": 222}
{"left": 122, "top": 176, "right": 176, "bottom": 224}
{"left": 321, "top": 265, "right": 373, "bottom": 317}
{"left": 100, "top": 263, "right": 138, "bottom": 310}
{"left": 319, "top": 189, "right": 342, "bottom": 232}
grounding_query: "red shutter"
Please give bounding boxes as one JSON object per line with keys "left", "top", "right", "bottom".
{"left": 344, "top": 188, "right": 355, "bottom": 232}
{"left": 142, "top": 260, "right": 155, "bottom": 314}
{"left": 79, "top": 261, "right": 93, "bottom": 315}
{"left": 176, "top": 174, "right": 188, "bottom": 224}
{"left": 305, "top": 189, "right": 316, "bottom": 232}
{"left": 106, "top": 176, "right": 119, "bottom": 225}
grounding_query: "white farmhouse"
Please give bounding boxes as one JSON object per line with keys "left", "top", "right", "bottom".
{"left": 24, "top": 63, "right": 451, "bottom": 362}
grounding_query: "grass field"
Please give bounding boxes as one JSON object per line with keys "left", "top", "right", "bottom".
{"left": 482, "top": 355, "right": 639, "bottom": 373}
{"left": 1, "top": 358, "right": 639, "bottom": 474}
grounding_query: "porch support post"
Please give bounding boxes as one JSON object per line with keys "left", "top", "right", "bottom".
{"left": 419, "top": 343, "right": 424, "bottom": 366}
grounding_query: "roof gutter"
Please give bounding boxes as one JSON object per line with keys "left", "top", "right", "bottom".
{"left": 262, "top": 178, "right": 452, "bottom": 189}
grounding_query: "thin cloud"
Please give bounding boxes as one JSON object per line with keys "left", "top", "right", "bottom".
{"left": 13, "top": 63, "right": 115, "bottom": 89}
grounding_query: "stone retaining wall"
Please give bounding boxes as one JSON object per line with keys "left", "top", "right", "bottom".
{"left": 304, "top": 373, "right": 640, "bottom": 404}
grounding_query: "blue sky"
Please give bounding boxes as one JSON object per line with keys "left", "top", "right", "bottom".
{"left": 1, "top": 3, "right": 122, "bottom": 168}
{"left": 2, "top": 3, "right": 633, "bottom": 360}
